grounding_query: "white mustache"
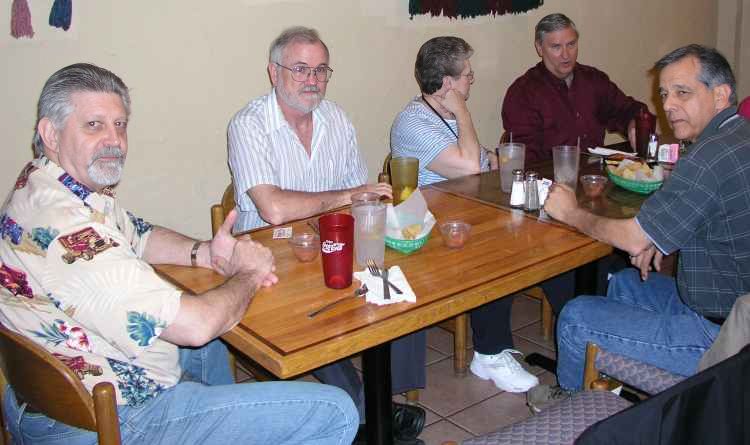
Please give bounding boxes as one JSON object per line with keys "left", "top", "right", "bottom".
{"left": 301, "top": 86, "right": 320, "bottom": 93}
{"left": 92, "top": 146, "right": 124, "bottom": 163}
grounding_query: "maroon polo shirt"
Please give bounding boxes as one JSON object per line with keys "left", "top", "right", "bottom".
{"left": 501, "top": 62, "right": 646, "bottom": 163}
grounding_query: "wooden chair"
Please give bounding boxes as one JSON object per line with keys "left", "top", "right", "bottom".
{"left": 0, "top": 369, "right": 8, "bottom": 445}
{"left": 583, "top": 342, "right": 684, "bottom": 395}
{"left": 210, "top": 183, "right": 236, "bottom": 236}
{"left": 0, "top": 326, "right": 121, "bottom": 445}
{"left": 381, "top": 153, "right": 554, "bottom": 376}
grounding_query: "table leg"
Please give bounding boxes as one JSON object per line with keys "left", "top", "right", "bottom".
{"left": 363, "top": 342, "right": 393, "bottom": 445}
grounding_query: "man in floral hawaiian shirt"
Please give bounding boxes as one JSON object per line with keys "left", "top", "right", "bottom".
{"left": 0, "top": 63, "right": 358, "bottom": 445}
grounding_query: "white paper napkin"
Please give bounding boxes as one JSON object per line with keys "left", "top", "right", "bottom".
{"left": 353, "top": 265, "right": 416, "bottom": 306}
{"left": 389, "top": 188, "right": 428, "bottom": 228}
{"left": 588, "top": 146, "right": 635, "bottom": 157}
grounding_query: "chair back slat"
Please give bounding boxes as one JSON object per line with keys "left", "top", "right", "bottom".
{"left": 211, "top": 184, "right": 235, "bottom": 235}
{"left": 382, "top": 152, "right": 392, "bottom": 178}
{"left": 0, "top": 326, "right": 97, "bottom": 430}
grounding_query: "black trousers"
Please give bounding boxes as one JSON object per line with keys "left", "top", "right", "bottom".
{"left": 472, "top": 270, "right": 577, "bottom": 354}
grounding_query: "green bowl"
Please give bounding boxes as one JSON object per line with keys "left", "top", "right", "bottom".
{"left": 385, "top": 233, "right": 430, "bottom": 254}
{"left": 606, "top": 168, "right": 663, "bottom": 195}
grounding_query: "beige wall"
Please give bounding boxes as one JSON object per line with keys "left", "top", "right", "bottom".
{"left": 716, "top": 0, "right": 749, "bottom": 99}
{"left": 0, "top": 0, "right": 717, "bottom": 238}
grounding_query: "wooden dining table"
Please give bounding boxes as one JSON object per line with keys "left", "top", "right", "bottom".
{"left": 429, "top": 148, "right": 664, "bottom": 372}
{"left": 155, "top": 187, "right": 612, "bottom": 445}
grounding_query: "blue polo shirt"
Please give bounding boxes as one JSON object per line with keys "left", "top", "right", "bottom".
{"left": 636, "top": 107, "right": 750, "bottom": 318}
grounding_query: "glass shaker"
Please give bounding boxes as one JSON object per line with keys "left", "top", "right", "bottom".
{"left": 524, "top": 171, "right": 540, "bottom": 212}
{"left": 509, "top": 169, "right": 525, "bottom": 208}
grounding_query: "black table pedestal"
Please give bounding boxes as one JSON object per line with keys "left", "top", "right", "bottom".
{"left": 363, "top": 342, "right": 393, "bottom": 445}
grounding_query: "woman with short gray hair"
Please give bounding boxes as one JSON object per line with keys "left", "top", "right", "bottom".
{"left": 391, "top": 37, "right": 540, "bottom": 394}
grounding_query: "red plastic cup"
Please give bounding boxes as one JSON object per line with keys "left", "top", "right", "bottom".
{"left": 319, "top": 213, "right": 354, "bottom": 289}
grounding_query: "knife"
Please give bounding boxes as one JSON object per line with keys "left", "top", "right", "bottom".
{"left": 383, "top": 268, "right": 391, "bottom": 300}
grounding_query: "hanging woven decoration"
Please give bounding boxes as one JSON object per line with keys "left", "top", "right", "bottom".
{"left": 10, "top": 0, "right": 34, "bottom": 38}
{"left": 409, "top": 0, "right": 544, "bottom": 19}
{"left": 49, "top": 0, "right": 72, "bottom": 31}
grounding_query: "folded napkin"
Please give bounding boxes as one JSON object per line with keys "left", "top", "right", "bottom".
{"left": 353, "top": 265, "right": 416, "bottom": 306}
{"left": 588, "top": 146, "right": 636, "bottom": 157}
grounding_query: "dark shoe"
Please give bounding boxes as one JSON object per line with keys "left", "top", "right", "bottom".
{"left": 392, "top": 402, "right": 426, "bottom": 441}
{"left": 352, "top": 402, "right": 426, "bottom": 444}
{"left": 526, "top": 384, "right": 574, "bottom": 414}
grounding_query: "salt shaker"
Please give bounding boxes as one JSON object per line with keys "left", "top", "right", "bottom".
{"left": 524, "top": 171, "right": 540, "bottom": 212}
{"left": 509, "top": 169, "right": 525, "bottom": 208}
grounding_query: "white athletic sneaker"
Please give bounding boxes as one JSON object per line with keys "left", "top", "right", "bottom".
{"left": 470, "top": 349, "right": 540, "bottom": 392}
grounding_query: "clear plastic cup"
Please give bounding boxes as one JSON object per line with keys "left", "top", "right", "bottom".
{"left": 390, "top": 157, "right": 419, "bottom": 205}
{"left": 497, "top": 143, "right": 525, "bottom": 193}
{"left": 289, "top": 232, "right": 320, "bottom": 262}
{"left": 352, "top": 202, "right": 386, "bottom": 268}
{"left": 351, "top": 192, "right": 381, "bottom": 207}
{"left": 552, "top": 145, "right": 581, "bottom": 191}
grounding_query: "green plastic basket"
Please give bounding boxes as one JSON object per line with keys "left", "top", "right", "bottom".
{"left": 385, "top": 232, "right": 431, "bottom": 254}
{"left": 607, "top": 168, "right": 663, "bottom": 195}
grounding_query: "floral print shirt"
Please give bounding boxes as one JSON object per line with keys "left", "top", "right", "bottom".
{"left": 0, "top": 157, "right": 182, "bottom": 406}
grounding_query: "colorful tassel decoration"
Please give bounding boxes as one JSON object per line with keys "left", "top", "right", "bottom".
{"left": 10, "top": 0, "right": 34, "bottom": 39}
{"left": 49, "top": 0, "right": 72, "bottom": 31}
{"left": 410, "top": 0, "right": 544, "bottom": 19}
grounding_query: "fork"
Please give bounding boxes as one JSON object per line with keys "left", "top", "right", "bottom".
{"left": 366, "top": 259, "right": 403, "bottom": 295}
{"left": 307, "top": 284, "right": 368, "bottom": 318}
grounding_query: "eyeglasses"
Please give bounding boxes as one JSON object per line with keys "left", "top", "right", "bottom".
{"left": 461, "top": 71, "right": 475, "bottom": 82}
{"left": 276, "top": 63, "right": 334, "bottom": 83}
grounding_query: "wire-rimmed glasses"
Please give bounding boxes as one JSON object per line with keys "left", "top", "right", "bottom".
{"left": 276, "top": 63, "right": 334, "bottom": 83}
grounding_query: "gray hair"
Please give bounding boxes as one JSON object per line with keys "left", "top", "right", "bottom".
{"left": 269, "top": 26, "right": 329, "bottom": 65}
{"left": 33, "top": 63, "right": 130, "bottom": 157}
{"left": 415, "top": 36, "right": 474, "bottom": 95}
{"left": 535, "top": 13, "right": 578, "bottom": 44}
{"left": 654, "top": 44, "right": 737, "bottom": 105}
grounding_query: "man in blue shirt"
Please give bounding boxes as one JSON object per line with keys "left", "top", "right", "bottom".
{"left": 536, "top": 44, "right": 750, "bottom": 406}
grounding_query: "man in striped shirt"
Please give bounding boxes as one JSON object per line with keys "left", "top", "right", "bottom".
{"left": 227, "top": 26, "right": 426, "bottom": 442}
{"left": 228, "top": 27, "right": 390, "bottom": 233}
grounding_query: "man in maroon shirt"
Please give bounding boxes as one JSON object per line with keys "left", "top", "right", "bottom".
{"left": 501, "top": 13, "right": 649, "bottom": 163}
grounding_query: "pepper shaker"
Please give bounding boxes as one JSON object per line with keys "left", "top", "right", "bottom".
{"left": 509, "top": 169, "right": 525, "bottom": 208}
{"left": 524, "top": 171, "right": 540, "bottom": 212}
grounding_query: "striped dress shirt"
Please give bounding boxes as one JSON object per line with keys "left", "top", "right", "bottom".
{"left": 390, "top": 97, "right": 488, "bottom": 186}
{"left": 228, "top": 89, "right": 368, "bottom": 232}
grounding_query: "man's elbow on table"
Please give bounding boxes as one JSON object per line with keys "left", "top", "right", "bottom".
{"left": 251, "top": 187, "right": 291, "bottom": 226}
{"left": 258, "top": 204, "right": 288, "bottom": 227}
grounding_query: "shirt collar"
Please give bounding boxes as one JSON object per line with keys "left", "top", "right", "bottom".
{"left": 37, "top": 156, "right": 116, "bottom": 208}
{"left": 695, "top": 106, "right": 738, "bottom": 144}
{"left": 269, "top": 88, "right": 327, "bottom": 133}
{"left": 537, "top": 61, "right": 578, "bottom": 90}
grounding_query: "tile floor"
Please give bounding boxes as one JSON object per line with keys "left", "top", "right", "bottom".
{"left": 235, "top": 293, "right": 557, "bottom": 444}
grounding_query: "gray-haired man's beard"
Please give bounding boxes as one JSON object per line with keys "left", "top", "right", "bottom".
{"left": 277, "top": 84, "right": 324, "bottom": 114}
{"left": 88, "top": 146, "right": 125, "bottom": 187}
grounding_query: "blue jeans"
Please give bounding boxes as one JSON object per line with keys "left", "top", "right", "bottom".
{"left": 3, "top": 339, "right": 358, "bottom": 445}
{"left": 556, "top": 269, "right": 721, "bottom": 391}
